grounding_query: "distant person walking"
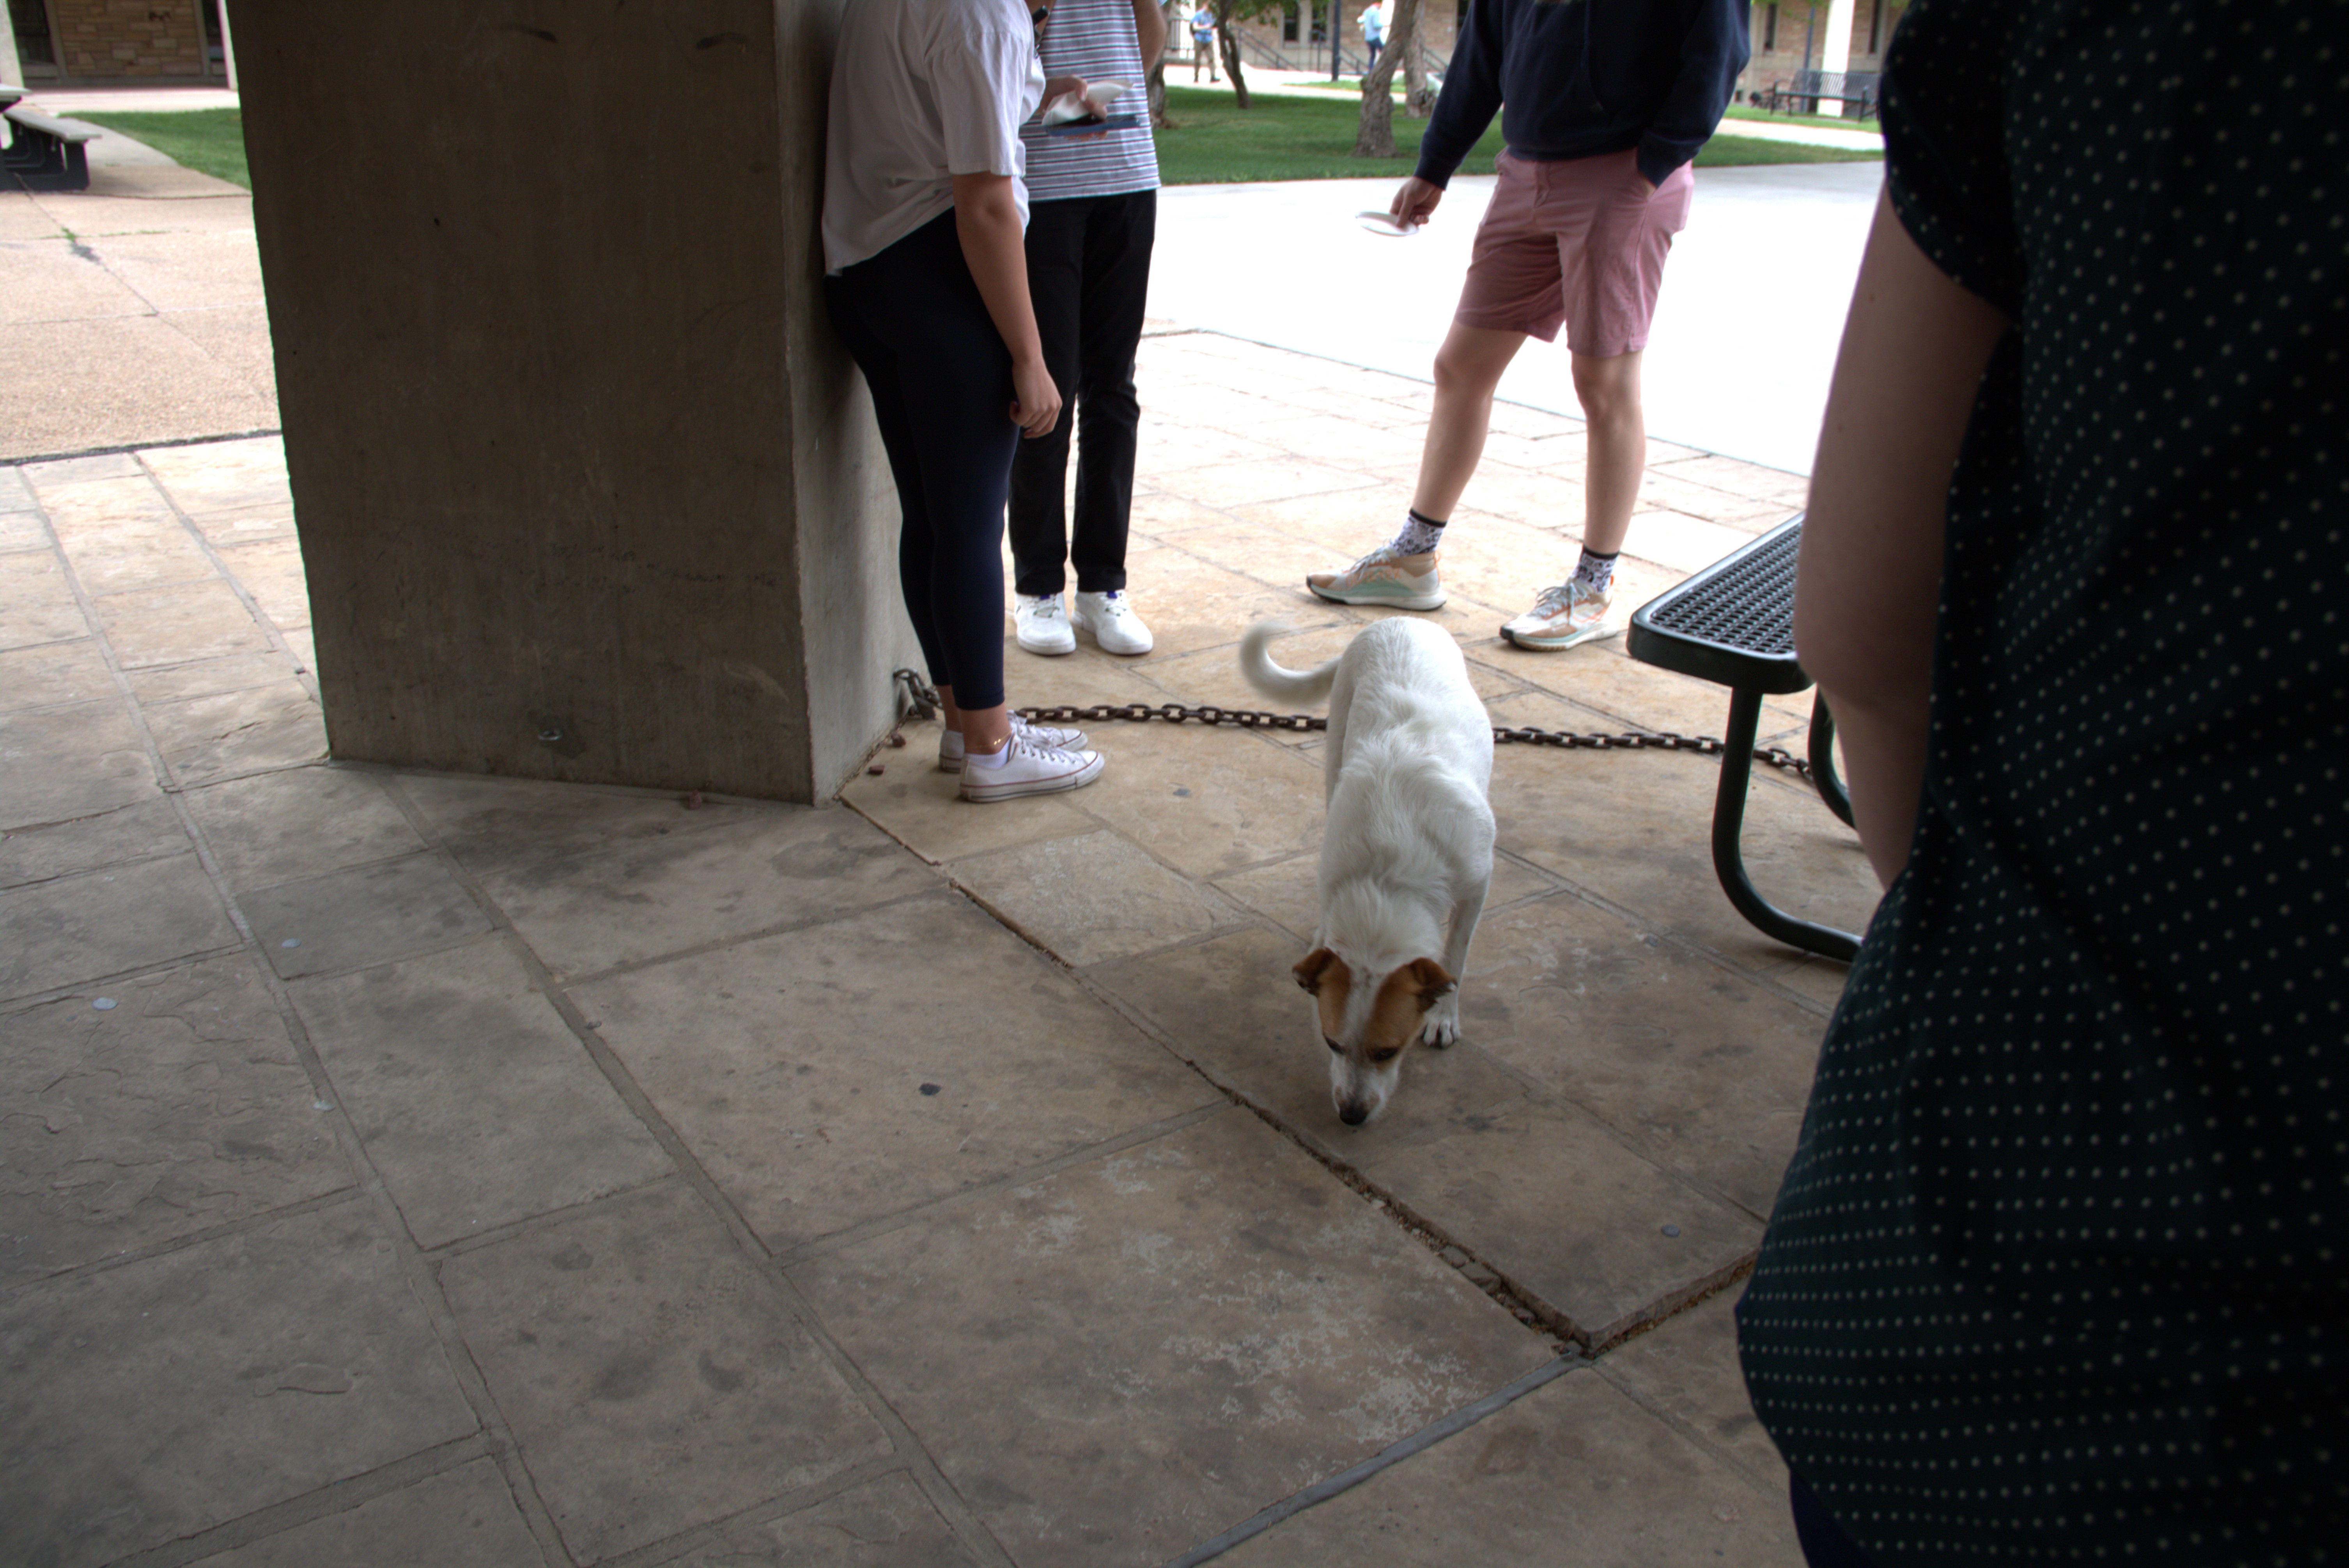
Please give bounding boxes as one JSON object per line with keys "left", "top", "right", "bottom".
{"left": 1009, "top": 0, "right": 1166, "bottom": 658}
{"left": 1359, "top": 1, "right": 1384, "bottom": 71}
{"left": 822, "top": 0, "right": 1105, "bottom": 802}
{"left": 1190, "top": 3, "right": 1219, "bottom": 81}
{"left": 1306, "top": 0, "right": 1748, "bottom": 651}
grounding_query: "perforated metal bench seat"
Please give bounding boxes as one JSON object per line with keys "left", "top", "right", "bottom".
{"left": 1626, "top": 515, "right": 1860, "bottom": 962}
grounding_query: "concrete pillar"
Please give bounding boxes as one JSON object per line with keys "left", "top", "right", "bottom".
{"left": 215, "top": 0, "right": 237, "bottom": 90}
{"left": 228, "top": 0, "right": 914, "bottom": 804}
{"left": 1819, "top": 0, "right": 1856, "bottom": 73}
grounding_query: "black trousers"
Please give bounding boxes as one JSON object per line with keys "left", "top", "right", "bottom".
{"left": 1007, "top": 187, "right": 1156, "bottom": 599}
{"left": 824, "top": 210, "right": 1018, "bottom": 713}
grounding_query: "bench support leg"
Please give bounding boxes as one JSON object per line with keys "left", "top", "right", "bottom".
{"left": 1807, "top": 691, "right": 1854, "bottom": 828}
{"left": 1712, "top": 687, "right": 1860, "bottom": 963}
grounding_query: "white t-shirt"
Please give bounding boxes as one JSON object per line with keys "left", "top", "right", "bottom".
{"left": 821, "top": 0, "right": 1046, "bottom": 275}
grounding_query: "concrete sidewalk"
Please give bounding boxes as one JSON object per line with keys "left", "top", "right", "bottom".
{"left": 2, "top": 330, "right": 1870, "bottom": 1564}
{"left": 0, "top": 163, "right": 268, "bottom": 464}
{"left": 1, "top": 121, "right": 1874, "bottom": 1565}
{"left": 1148, "top": 163, "right": 1880, "bottom": 476}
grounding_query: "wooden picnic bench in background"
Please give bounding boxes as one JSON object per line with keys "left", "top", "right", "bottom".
{"left": 3, "top": 90, "right": 96, "bottom": 192}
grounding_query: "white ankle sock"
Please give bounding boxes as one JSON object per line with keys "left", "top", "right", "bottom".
{"left": 965, "top": 741, "right": 1011, "bottom": 770}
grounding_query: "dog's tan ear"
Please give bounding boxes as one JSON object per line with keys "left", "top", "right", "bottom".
{"left": 1294, "top": 947, "right": 1340, "bottom": 993}
{"left": 1401, "top": 957, "right": 1457, "bottom": 1009}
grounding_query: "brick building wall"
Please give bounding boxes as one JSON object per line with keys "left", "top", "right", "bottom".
{"left": 1215, "top": 0, "right": 1462, "bottom": 76}
{"left": 23, "top": 0, "right": 216, "bottom": 81}
{"left": 1201, "top": 0, "right": 1909, "bottom": 104}
{"left": 1736, "top": 0, "right": 1907, "bottom": 106}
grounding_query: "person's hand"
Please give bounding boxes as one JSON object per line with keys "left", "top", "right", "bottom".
{"left": 1392, "top": 175, "right": 1443, "bottom": 228}
{"left": 1042, "top": 74, "right": 1096, "bottom": 119}
{"left": 1010, "top": 357, "right": 1063, "bottom": 439}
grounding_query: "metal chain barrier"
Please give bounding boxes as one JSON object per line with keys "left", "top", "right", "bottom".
{"left": 891, "top": 669, "right": 1818, "bottom": 782}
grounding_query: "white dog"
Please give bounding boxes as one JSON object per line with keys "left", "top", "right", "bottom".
{"left": 1239, "top": 617, "right": 1496, "bottom": 1126}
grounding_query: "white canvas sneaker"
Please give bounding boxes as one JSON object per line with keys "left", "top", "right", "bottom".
{"left": 937, "top": 713, "right": 1092, "bottom": 773}
{"left": 1015, "top": 593, "right": 1077, "bottom": 655}
{"left": 1072, "top": 590, "right": 1154, "bottom": 655}
{"left": 958, "top": 735, "right": 1107, "bottom": 802}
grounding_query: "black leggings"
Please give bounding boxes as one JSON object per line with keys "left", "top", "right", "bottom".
{"left": 825, "top": 210, "right": 1018, "bottom": 713}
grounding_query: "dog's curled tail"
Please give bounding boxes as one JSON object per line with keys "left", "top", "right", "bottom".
{"left": 1238, "top": 620, "right": 1340, "bottom": 706}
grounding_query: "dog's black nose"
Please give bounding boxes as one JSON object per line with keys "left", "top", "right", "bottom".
{"left": 1338, "top": 1104, "right": 1369, "bottom": 1126}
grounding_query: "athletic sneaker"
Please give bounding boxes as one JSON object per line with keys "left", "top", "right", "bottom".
{"left": 1500, "top": 580, "right": 1619, "bottom": 651}
{"left": 1015, "top": 593, "right": 1076, "bottom": 655}
{"left": 1072, "top": 589, "right": 1154, "bottom": 655}
{"left": 1306, "top": 545, "right": 1446, "bottom": 611}
{"left": 958, "top": 735, "right": 1106, "bottom": 803}
{"left": 937, "top": 713, "right": 1091, "bottom": 773}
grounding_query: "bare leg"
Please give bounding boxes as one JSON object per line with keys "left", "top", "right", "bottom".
{"left": 1570, "top": 349, "right": 1644, "bottom": 557}
{"left": 939, "top": 686, "right": 1012, "bottom": 755}
{"left": 1409, "top": 321, "right": 1529, "bottom": 521}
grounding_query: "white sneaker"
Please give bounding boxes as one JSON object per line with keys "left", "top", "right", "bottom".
{"left": 937, "top": 713, "right": 1092, "bottom": 772}
{"left": 1072, "top": 589, "right": 1154, "bottom": 655}
{"left": 1500, "top": 579, "right": 1619, "bottom": 651}
{"left": 958, "top": 735, "right": 1107, "bottom": 802}
{"left": 1015, "top": 593, "right": 1077, "bottom": 656}
{"left": 1307, "top": 544, "right": 1446, "bottom": 611}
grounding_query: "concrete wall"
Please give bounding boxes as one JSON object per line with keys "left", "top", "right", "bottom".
{"left": 231, "top": 0, "right": 913, "bottom": 804}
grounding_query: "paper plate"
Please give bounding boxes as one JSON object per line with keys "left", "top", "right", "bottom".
{"left": 1043, "top": 81, "right": 1130, "bottom": 126}
{"left": 1355, "top": 210, "right": 1419, "bottom": 236}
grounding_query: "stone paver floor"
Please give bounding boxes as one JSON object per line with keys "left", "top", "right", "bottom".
{"left": 0, "top": 326, "right": 1873, "bottom": 1566}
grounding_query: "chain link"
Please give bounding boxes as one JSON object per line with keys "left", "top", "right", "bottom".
{"left": 892, "top": 669, "right": 1817, "bottom": 781}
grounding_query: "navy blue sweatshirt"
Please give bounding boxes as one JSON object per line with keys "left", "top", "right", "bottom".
{"left": 1416, "top": 0, "right": 1751, "bottom": 190}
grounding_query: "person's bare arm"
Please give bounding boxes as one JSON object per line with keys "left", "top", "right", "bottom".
{"left": 950, "top": 172, "right": 1063, "bottom": 439}
{"left": 1132, "top": 0, "right": 1168, "bottom": 72}
{"left": 1795, "top": 185, "right": 2009, "bottom": 887}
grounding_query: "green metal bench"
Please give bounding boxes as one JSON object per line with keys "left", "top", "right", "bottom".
{"left": 1626, "top": 515, "right": 1860, "bottom": 962}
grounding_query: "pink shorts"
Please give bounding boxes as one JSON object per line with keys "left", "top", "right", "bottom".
{"left": 1453, "top": 148, "right": 1694, "bottom": 356}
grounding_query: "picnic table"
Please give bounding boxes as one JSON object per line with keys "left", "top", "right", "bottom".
{"left": 4, "top": 93, "right": 96, "bottom": 192}
{"left": 1626, "top": 515, "right": 1861, "bottom": 962}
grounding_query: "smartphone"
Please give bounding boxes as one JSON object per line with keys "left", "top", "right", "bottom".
{"left": 1045, "top": 113, "right": 1141, "bottom": 136}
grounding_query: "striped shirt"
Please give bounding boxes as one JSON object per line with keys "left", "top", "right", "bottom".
{"left": 1020, "top": 0, "right": 1160, "bottom": 202}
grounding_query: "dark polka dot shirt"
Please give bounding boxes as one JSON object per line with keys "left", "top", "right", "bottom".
{"left": 1737, "top": 1, "right": 2347, "bottom": 1562}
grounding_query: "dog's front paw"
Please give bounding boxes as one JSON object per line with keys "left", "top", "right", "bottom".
{"left": 1421, "top": 994, "right": 1461, "bottom": 1048}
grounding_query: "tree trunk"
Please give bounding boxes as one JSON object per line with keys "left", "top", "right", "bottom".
{"left": 1352, "top": 0, "right": 1419, "bottom": 154}
{"left": 1213, "top": 0, "right": 1250, "bottom": 107}
{"left": 1400, "top": 0, "right": 1431, "bottom": 118}
{"left": 1148, "top": 0, "right": 1174, "bottom": 126}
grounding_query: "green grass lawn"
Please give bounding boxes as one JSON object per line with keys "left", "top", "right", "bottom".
{"left": 1723, "top": 102, "right": 1881, "bottom": 136}
{"left": 60, "top": 96, "right": 1872, "bottom": 196}
{"left": 1155, "top": 84, "right": 1879, "bottom": 184}
{"left": 67, "top": 108, "right": 250, "bottom": 189}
